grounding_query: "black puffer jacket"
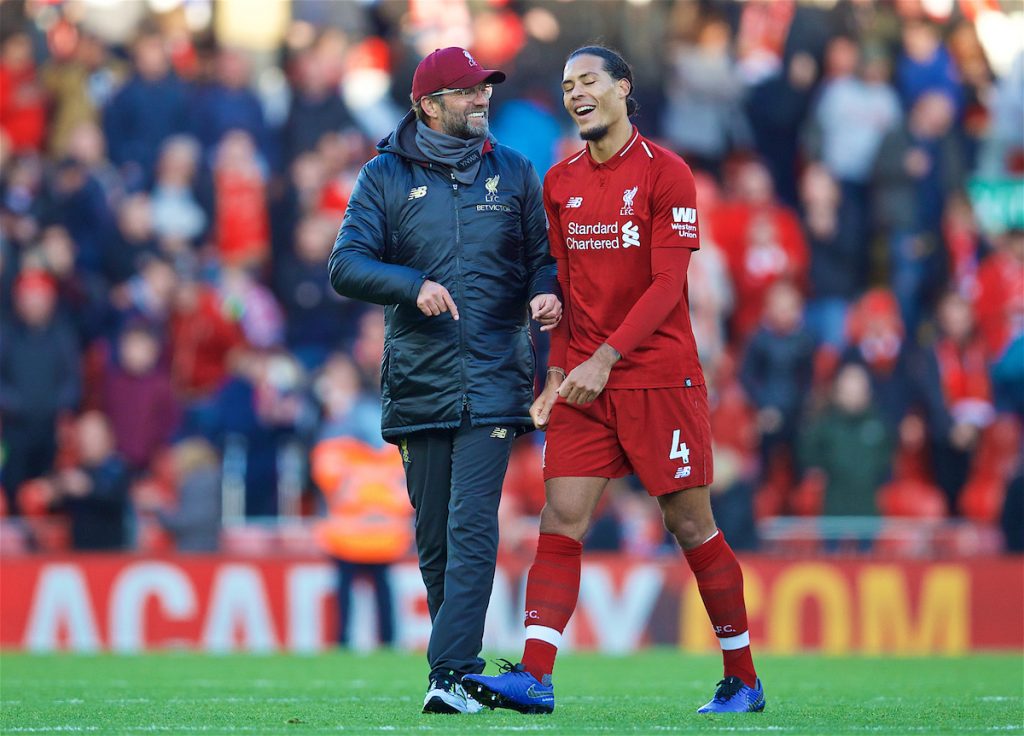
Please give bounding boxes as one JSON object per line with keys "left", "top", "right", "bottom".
{"left": 328, "top": 112, "right": 556, "bottom": 441}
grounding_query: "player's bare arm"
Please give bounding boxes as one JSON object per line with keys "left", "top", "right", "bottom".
{"left": 530, "top": 367, "right": 564, "bottom": 429}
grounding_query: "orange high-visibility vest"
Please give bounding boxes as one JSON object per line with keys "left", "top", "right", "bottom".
{"left": 310, "top": 437, "right": 413, "bottom": 563}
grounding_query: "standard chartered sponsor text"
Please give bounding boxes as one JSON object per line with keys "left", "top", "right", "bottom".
{"left": 567, "top": 221, "right": 622, "bottom": 250}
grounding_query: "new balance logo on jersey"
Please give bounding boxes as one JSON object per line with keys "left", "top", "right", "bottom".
{"left": 490, "top": 427, "right": 508, "bottom": 439}
{"left": 408, "top": 186, "right": 427, "bottom": 200}
{"left": 620, "top": 186, "right": 638, "bottom": 215}
{"left": 622, "top": 220, "right": 640, "bottom": 248}
{"left": 671, "top": 206, "right": 698, "bottom": 239}
{"left": 566, "top": 196, "right": 583, "bottom": 208}
{"left": 675, "top": 466, "right": 691, "bottom": 479}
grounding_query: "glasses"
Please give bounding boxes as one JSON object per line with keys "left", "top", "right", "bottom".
{"left": 427, "top": 83, "right": 493, "bottom": 100}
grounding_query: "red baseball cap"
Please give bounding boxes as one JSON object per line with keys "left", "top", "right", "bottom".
{"left": 412, "top": 47, "right": 505, "bottom": 102}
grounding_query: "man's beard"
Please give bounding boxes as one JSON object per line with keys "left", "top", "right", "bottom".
{"left": 580, "top": 123, "right": 610, "bottom": 142}
{"left": 440, "top": 106, "right": 488, "bottom": 140}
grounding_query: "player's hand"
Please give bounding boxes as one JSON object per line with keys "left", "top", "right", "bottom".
{"left": 416, "top": 280, "right": 459, "bottom": 320}
{"left": 530, "top": 293, "right": 562, "bottom": 332}
{"left": 530, "top": 371, "right": 564, "bottom": 429}
{"left": 558, "top": 344, "right": 619, "bottom": 406}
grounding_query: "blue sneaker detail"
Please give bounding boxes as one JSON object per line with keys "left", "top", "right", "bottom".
{"left": 697, "top": 676, "right": 766, "bottom": 713}
{"left": 462, "top": 661, "right": 554, "bottom": 714}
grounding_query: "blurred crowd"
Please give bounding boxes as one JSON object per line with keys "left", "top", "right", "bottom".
{"left": 1, "top": 0, "right": 1022, "bottom": 557}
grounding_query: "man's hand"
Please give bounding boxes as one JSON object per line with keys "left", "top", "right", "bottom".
{"left": 950, "top": 422, "right": 979, "bottom": 451}
{"left": 558, "top": 343, "right": 620, "bottom": 405}
{"left": 530, "top": 293, "right": 562, "bottom": 332}
{"left": 416, "top": 279, "right": 459, "bottom": 320}
{"left": 57, "top": 468, "right": 92, "bottom": 498}
{"left": 757, "top": 407, "right": 783, "bottom": 434}
{"left": 530, "top": 370, "right": 564, "bottom": 429}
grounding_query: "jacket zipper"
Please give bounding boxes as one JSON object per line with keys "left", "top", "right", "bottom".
{"left": 451, "top": 170, "right": 470, "bottom": 415}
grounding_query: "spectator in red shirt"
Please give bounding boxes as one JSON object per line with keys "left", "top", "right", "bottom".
{"left": 212, "top": 130, "right": 269, "bottom": 269}
{"left": 0, "top": 32, "right": 46, "bottom": 154}
{"left": 973, "top": 228, "right": 1024, "bottom": 362}
{"left": 170, "top": 276, "right": 245, "bottom": 400}
{"left": 713, "top": 158, "right": 809, "bottom": 342}
{"left": 924, "top": 291, "right": 995, "bottom": 511}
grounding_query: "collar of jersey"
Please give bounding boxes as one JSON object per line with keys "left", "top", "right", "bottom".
{"left": 582, "top": 126, "right": 642, "bottom": 171}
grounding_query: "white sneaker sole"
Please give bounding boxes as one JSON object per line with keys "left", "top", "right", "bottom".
{"left": 422, "top": 684, "right": 483, "bottom": 714}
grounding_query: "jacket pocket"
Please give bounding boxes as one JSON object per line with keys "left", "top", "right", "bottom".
{"left": 386, "top": 344, "right": 412, "bottom": 400}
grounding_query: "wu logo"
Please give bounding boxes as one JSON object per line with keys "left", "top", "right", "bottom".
{"left": 621, "top": 186, "right": 638, "bottom": 215}
{"left": 408, "top": 186, "right": 427, "bottom": 200}
{"left": 485, "top": 175, "right": 500, "bottom": 202}
{"left": 622, "top": 220, "right": 640, "bottom": 248}
{"left": 672, "top": 207, "right": 696, "bottom": 223}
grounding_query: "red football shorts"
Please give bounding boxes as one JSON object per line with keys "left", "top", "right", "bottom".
{"left": 543, "top": 385, "right": 713, "bottom": 495}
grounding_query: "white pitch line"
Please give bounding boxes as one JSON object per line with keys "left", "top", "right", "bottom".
{"left": 3, "top": 728, "right": 100, "bottom": 733}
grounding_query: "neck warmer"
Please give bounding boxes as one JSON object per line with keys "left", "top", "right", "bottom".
{"left": 415, "top": 120, "right": 487, "bottom": 185}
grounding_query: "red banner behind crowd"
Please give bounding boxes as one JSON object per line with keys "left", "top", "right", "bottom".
{"left": 1, "top": 555, "right": 1021, "bottom": 654}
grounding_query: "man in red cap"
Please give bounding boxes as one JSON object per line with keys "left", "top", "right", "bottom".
{"left": 329, "top": 47, "right": 560, "bottom": 715}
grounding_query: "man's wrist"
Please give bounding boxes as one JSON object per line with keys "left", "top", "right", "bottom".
{"left": 592, "top": 343, "right": 621, "bottom": 369}
{"left": 546, "top": 366, "right": 566, "bottom": 384}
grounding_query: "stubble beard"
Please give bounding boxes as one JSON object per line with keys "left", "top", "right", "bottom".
{"left": 580, "top": 123, "right": 610, "bottom": 142}
{"left": 440, "top": 103, "right": 488, "bottom": 140}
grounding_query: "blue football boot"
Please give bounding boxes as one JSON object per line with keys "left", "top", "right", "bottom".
{"left": 461, "top": 661, "right": 555, "bottom": 714}
{"left": 697, "top": 676, "right": 766, "bottom": 713}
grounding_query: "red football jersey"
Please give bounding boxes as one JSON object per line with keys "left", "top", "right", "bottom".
{"left": 544, "top": 127, "right": 704, "bottom": 389}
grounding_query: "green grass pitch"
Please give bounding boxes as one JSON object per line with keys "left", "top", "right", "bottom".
{"left": 1, "top": 651, "right": 1020, "bottom": 735}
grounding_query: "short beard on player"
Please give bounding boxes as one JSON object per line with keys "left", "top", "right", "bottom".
{"left": 438, "top": 100, "right": 488, "bottom": 140}
{"left": 580, "top": 123, "right": 610, "bottom": 142}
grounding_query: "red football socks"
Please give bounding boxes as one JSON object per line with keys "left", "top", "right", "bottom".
{"left": 684, "top": 530, "right": 758, "bottom": 688}
{"left": 520, "top": 533, "right": 583, "bottom": 681}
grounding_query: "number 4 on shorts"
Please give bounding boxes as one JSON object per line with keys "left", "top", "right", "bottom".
{"left": 669, "top": 429, "right": 690, "bottom": 463}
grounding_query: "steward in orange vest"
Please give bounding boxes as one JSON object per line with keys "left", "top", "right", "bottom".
{"left": 311, "top": 436, "right": 413, "bottom": 646}
{"left": 312, "top": 436, "right": 413, "bottom": 563}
